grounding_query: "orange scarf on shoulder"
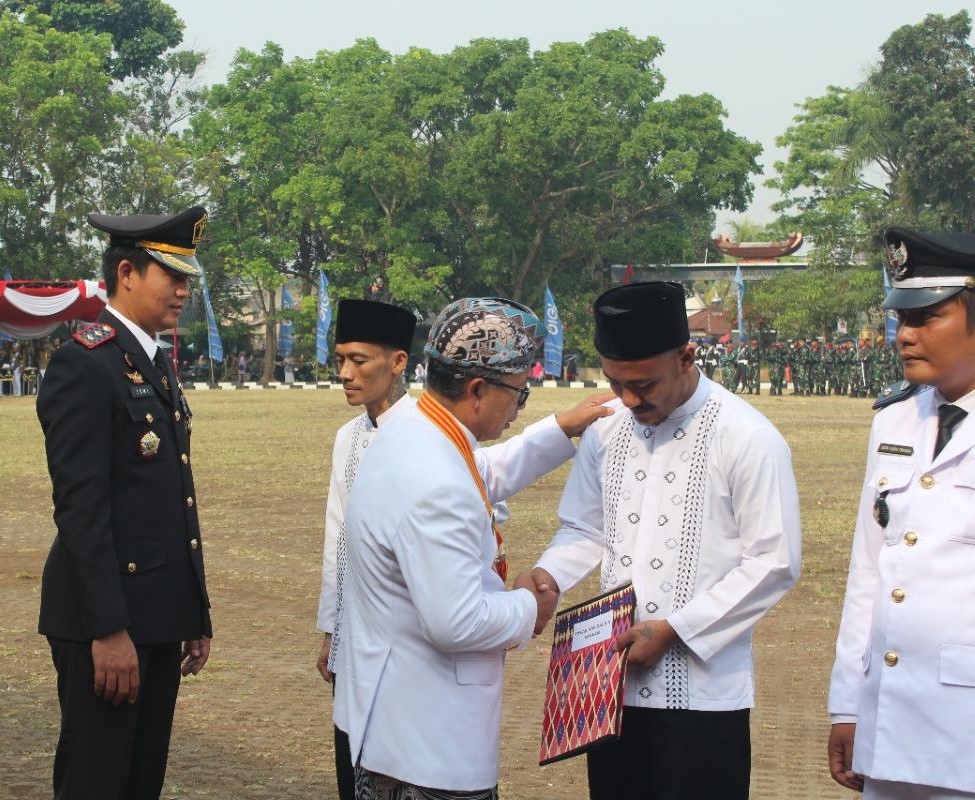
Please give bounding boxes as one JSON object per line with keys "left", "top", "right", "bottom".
{"left": 417, "top": 391, "right": 508, "bottom": 582}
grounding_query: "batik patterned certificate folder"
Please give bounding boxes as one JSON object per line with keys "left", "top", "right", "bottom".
{"left": 538, "top": 582, "right": 637, "bottom": 765}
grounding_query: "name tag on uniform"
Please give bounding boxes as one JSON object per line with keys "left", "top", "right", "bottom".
{"left": 129, "top": 385, "right": 155, "bottom": 399}
{"left": 878, "top": 443, "right": 913, "bottom": 457}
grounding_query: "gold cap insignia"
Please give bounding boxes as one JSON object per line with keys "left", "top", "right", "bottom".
{"left": 192, "top": 212, "right": 208, "bottom": 244}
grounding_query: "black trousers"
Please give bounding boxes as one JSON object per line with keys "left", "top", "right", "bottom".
{"left": 332, "top": 677, "right": 355, "bottom": 800}
{"left": 586, "top": 706, "right": 751, "bottom": 800}
{"left": 48, "top": 638, "right": 181, "bottom": 800}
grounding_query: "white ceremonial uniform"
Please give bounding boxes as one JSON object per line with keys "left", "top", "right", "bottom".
{"left": 536, "top": 374, "right": 801, "bottom": 710}
{"left": 318, "top": 393, "right": 516, "bottom": 676}
{"left": 334, "top": 406, "right": 576, "bottom": 791}
{"left": 829, "top": 385, "right": 975, "bottom": 795}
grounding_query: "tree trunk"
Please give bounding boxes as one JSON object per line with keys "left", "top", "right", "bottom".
{"left": 261, "top": 289, "right": 277, "bottom": 386}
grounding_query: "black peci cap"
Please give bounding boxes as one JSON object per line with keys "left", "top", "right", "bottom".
{"left": 88, "top": 206, "right": 208, "bottom": 277}
{"left": 594, "top": 281, "right": 690, "bottom": 361}
{"left": 882, "top": 227, "right": 975, "bottom": 310}
{"left": 335, "top": 299, "right": 416, "bottom": 352}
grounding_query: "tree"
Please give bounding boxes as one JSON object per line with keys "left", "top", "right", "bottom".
{"left": 96, "top": 48, "right": 209, "bottom": 214}
{"left": 309, "top": 39, "right": 456, "bottom": 309}
{"left": 190, "top": 44, "right": 346, "bottom": 383}
{"left": 763, "top": 12, "right": 975, "bottom": 337}
{"left": 869, "top": 11, "right": 975, "bottom": 229}
{"left": 441, "top": 30, "right": 761, "bottom": 307}
{"left": 769, "top": 11, "right": 975, "bottom": 236}
{"left": 0, "top": 0, "right": 184, "bottom": 79}
{"left": 0, "top": 8, "right": 124, "bottom": 279}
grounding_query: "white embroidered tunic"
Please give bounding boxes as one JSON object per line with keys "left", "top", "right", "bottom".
{"left": 318, "top": 394, "right": 416, "bottom": 672}
{"left": 536, "top": 374, "right": 802, "bottom": 711}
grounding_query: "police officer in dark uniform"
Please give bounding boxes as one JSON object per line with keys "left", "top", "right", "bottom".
{"left": 37, "top": 207, "right": 213, "bottom": 800}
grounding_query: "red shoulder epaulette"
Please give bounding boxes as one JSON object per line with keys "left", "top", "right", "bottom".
{"left": 72, "top": 323, "right": 116, "bottom": 349}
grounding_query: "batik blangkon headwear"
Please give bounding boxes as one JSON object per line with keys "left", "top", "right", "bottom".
{"left": 424, "top": 297, "right": 543, "bottom": 376}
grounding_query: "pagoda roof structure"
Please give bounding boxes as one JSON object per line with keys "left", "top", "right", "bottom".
{"left": 712, "top": 232, "right": 803, "bottom": 261}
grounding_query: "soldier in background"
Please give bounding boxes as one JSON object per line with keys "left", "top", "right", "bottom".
{"left": 810, "top": 341, "right": 826, "bottom": 397}
{"left": 721, "top": 345, "right": 739, "bottom": 393}
{"left": 789, "top": 338, "right": 804, "bottom": 395}
{"left": 702, "top": 338, "right": 720, "bottom": 380}
{"left": 745, "top": 338, "right": 762, "bottom": 395}
{"left": 767, "top": 342, "right": 787, "bottom": 396}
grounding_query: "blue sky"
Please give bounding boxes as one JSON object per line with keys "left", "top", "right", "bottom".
{"left": 166, "top": 0, "right": 969, "bottom": 232}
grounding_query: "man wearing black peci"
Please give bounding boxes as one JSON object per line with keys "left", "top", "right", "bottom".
{"left": 37, "top": 207, "right": 213, "bottom": 800}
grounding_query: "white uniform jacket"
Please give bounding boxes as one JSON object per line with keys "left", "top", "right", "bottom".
{"left": 536, "top": 375, "right": 801, "bottom": 710}
{"left": 334, "top": 407, "right": 576, "bottom": 791}
{"left": 829, "top": 386, "right": 975, "bottom": 792}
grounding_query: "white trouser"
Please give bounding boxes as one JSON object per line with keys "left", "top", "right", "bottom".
{"left": 865, "top": 778, "right": 975, "bottom": 800}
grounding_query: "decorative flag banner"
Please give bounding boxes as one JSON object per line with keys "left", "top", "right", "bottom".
{"left": 543, "top": 284, "right": 564, "bottom": 378}
{"left": 732, "top": 264, "right": 746, "bottom": 343}
{"left": 199, "top": 271, "right": 224, "bottom": 362}
{"left": 0, "top": 279, "right": 105, "bottom": 339}
{"left": 1, "top": 270, "right": 13, "bottom": 341}
{"left": 882, "top": 262, "right": 898, "bottom": 345}
{"left": 316, "top": 270, "right": 332, "bottom": 365}
{"left": 280, "top": 287, "right": 294, "bottom": 357}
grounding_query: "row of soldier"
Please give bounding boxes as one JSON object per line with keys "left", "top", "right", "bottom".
{"left": 694, "top": 338, "right": 903, "bottom": 397}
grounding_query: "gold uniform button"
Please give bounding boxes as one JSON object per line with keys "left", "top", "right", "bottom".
{"left": 174, "top": 410, "right": 181, "bottom": 422}
{"left": 904, "top": 531, "right": 919, "bottom": 546}
{"left": 186, "top": 496, "right": 194, "bottom": 508}
{"left": 127, "top": 562, "right": 137, "bottom": 573}
{"left": 891, "top": 588, "right": 906, "bottom": 603}
{"left": 145, "top": 412, "right": 153, "bottom": 424}
{"left": 878, "top": 476, "right": 889, "bottom": 488}
{"left": 181, "top": 453, "right": 189, "bottom": 465}
{"left": 190, "top": 538, "right": 199, "bottom": 550}
{"left": 884, "top": 650, "right": 899, "bottom": 667}
{"left": 920, "top": 474, "right": 935, "bottom": 489}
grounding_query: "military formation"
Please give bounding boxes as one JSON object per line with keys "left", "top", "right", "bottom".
{"left": 706, "top": 337, "right": 902, "bottom": 397}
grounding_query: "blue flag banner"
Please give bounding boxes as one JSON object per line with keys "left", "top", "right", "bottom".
{"left": 199, "top": 271, "right": 224, "bottom": 363}
{"left": 882, "top": 264, "right": 898, "bottom": 345}
{"left": 543, "top": 284, "right": 564, "bottom": 378}
{"left": 732, "top": 264, "right": 746, "bottom": 343}
{"left": 280, "top": 287, "right": 294, "bottom": 357}
{"left": 316, "top": 270, "right": 332, "bottom": 365}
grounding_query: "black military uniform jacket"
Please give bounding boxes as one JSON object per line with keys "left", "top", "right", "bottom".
{"left": 37, "top": 310, "right": 211, "bottom": 644}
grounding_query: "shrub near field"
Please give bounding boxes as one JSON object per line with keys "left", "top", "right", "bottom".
{"left": 0, "top": 389, "right": 871, "bottom": 799}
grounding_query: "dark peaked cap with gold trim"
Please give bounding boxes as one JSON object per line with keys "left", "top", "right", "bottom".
{"left": 594, "top": 281, "right": 690, "bottom": 360}
{"left": 883, "top": 227, "right": 975, "bottom": 310}
{"left": 335, "top": 299, "right": 416, "bottom": 352}
{"left": 88, "top": 206, "right": 208, "bottom": 277}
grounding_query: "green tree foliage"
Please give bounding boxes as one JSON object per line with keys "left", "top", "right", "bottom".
{"left": 188, "top": 32, "right": 759, "bottom": 371}
{"left": 97, "top": 48, "right": 209, "bottom": 214}
{"left": 442, "top": 30, "right": 760, "bottom": 306}
{"left": 0, "top": 0, "right": 184, "bottom": 79}
{"left": 0, "top": 8, "right": 124, "bottom": 278}
{"left": 764, "top": 11, "right": 975, "bottom": 337}
{"left": 189, "top": 44, "right": 347, "bottom": 382}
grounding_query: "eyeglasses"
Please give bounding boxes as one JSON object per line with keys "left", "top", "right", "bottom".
{"left": 482, "top": 375, "right": 531, "bottom": 408}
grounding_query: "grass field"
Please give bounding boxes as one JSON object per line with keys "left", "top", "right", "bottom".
{"left": 0, "top": 388, "right": 874, "bottom": 799}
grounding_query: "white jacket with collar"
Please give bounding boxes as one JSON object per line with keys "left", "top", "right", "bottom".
{"left": 829, "top": 385, "right": 975, "bottom": 792}
{"left": 334, "top": 406, "right": 575, "bottom": 791}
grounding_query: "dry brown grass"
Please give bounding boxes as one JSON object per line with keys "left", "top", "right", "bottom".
{"left": 0, "top": 388, "right": 874, "bottom": 799}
